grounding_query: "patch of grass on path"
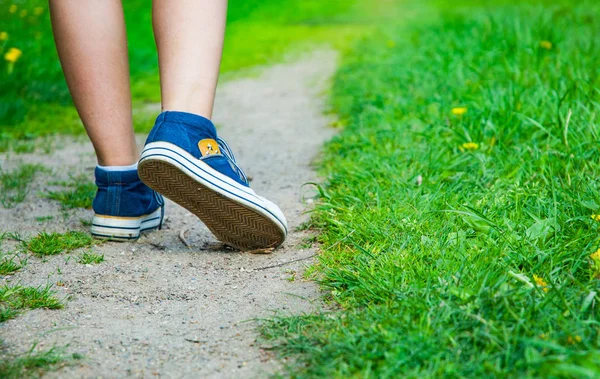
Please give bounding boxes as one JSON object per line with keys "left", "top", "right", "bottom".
{"left": 0, "top": 253, "right": 25, "bottom": 276}
{"left": 26, "top": 232, "right": 93, "bottom": 256}
{"left": 45, "top": 175, "right": 95, "bottom": 210}
{"left": 0, "top": 345, "right": 77, "bottom": 378}
{"left": 0, "top": 285, "right": 63, "bottom": 323}
{"left": 265, "top": 0, "right": 600, "bottom": 377}
{"left": 0, "top": 164, "right": 44, "bottom": 207}
{"left": 77, "top": 252, "right": 104, "bottom": 265}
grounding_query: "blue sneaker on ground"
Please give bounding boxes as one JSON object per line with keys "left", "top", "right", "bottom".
{"left": 138, "top": 111, "right": 287, "bottom": 251}
{"left": 91, "top": 166, "right": 164, "bottom": 240}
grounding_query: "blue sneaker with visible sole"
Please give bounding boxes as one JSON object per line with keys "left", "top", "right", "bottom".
{"left": 138, "top": 111, "right": 287, "bottom": 251}
{"left": 91, "top": 166, "right": 164, "bottom": 240}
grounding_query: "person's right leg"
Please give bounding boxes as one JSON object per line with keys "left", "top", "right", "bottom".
{"left": 152, "top": 0, "right": 227, "bottom": 118}
{"left": 138, "top": 0, "right": 287, "bottom": 250}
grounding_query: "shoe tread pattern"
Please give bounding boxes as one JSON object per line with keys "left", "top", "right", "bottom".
{"left": 138, "top": 159, "right": 284, "bottom": 250}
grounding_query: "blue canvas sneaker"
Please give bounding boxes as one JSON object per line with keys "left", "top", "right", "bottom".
{"left": 91, "top": 166, "right": 164, "bottom": 240}
{"left": 138, "top": 111, "right": 287, "bottom": 251}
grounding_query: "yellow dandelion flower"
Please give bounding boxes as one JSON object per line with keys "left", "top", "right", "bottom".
{"left": 19, "top": 9, "right": 27, "bottom": 17}
{"left": 590, "top": 248, "right": 600, "bottom": 262}
{"left": 9, "top": 4, "right": 17, "bottom": 13}
{"left": 567, "top": 335, "right": 581, "bottom": 344}
{"left": 4, "top": 47, "right": 22, "bottom": 63}
{"left": 452, "top": 107, "right": 467, "bottom": 116}
{"left": 533, "top": 274, "right": 548, "bottom": 292}
{"left": 540, "top": 40, "right": 553, "bottom": 50}
{"left": 34, "top": 6, "right": 44, "bottom": 16}
{"left": 592, "top": 214, "right": 600, "bottom": 222}
{"left": 0, "top": 32, "right": 8, "bottom": 41}
{"left": 461, "top": 142, "right": 479, "bottom": 151}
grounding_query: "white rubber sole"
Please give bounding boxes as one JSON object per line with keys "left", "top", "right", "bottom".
{"left": 138, "top": 141, "right": 287, "bottom": 250}
{"left": 91, "top": 207, "right": 163, "bottom": 241}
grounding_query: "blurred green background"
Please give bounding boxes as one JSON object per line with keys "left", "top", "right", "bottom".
{"left": 0, "top": 0, "right": 373, "bottom": 150}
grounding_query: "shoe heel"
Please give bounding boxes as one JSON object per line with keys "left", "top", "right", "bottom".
{"left": 91, "top": 206, "right": 164, "bottom": 241}
{"left": 91, "top": 215, "right": 142, "bottom": 241}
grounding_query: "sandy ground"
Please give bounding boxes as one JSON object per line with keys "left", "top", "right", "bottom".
{"left": 0, "top": 49, "right": 337, "bottom": 378}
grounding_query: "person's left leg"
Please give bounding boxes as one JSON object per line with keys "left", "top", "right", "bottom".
{"left": 49, "top": 0, "right": 164, "bottom": 240}
{"left": 49, "top": 0, "right": 137, "bottom": 166}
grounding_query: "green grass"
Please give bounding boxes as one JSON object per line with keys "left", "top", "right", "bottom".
{"left": 0, "top": 345, "right": 77, "bottom": 378}
{"left": 45, "top": 175, "right": 95, "bottom": 210}
{"left": 0, "top": 0, "right": 372, "bottom": 147}
{"left": 0, "top": 164, "right": 44, "bottom": 207}
{"left": 0, "top": 253, "right": 25, "bottom": 275}
{"left": 77, "top": 252, "right": 103, "bottom": 265}
{"left": 298, "top": 235, "right": 317, "bottom": 249}
{"left": 0, "top": 285, "right": 63, "bottom": 322}
{"left": 0, "top": 234, "right": 24, "bottom": 275}
{"left": 264, "top": 0, "right": 600, "bottom": 377}
{"left": 26, "top": 231, "right": 93, "bottom": 256}
{"left": 79, "top": 218, "right": 92, "bottom": 228}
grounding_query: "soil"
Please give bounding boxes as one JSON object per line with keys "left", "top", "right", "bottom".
{"left": 0, "top": 49, "right": 338, "bottom": 378}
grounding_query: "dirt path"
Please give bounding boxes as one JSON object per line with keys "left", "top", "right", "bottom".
{"left": 0, "top": 49, "right": 337, "bottom": 378}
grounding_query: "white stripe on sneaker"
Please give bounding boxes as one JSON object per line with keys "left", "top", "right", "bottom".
{"left": 91, "top": 207, "right": 163, "bottom": 240}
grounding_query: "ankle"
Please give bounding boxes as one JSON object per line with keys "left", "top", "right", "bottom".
{"left": 96, "top": 151, "right": 138, "bottom": 167}
{"left": 155, "top": 110, "right": 216, "bottom": 130}
{"left": 97, "top": 162, "right": 138, "bottom": 172}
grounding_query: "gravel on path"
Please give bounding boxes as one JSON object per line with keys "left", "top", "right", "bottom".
{"left": 0, "top": 48, "right": 338, "bottom": 378}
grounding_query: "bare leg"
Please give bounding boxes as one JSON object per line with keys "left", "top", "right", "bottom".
{"left": 152, "top": 0, "right": 228, "bottom": 119}
{"left": 49, "top": 0, "right": 137, "bottom": 166}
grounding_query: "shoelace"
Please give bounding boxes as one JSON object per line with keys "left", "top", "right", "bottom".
{"left": 153, "top": 190, "right": 165, "bottom": 229}
{"left": 153, "top": 190, "right": 164, "bottom": 206}
{"left": 216, "top": 137, "right": 249, "bottom": 185}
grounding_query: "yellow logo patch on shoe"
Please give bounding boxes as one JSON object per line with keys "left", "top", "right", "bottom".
{"left": 198, "top": 139, "right": 221, "bottom": 157}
